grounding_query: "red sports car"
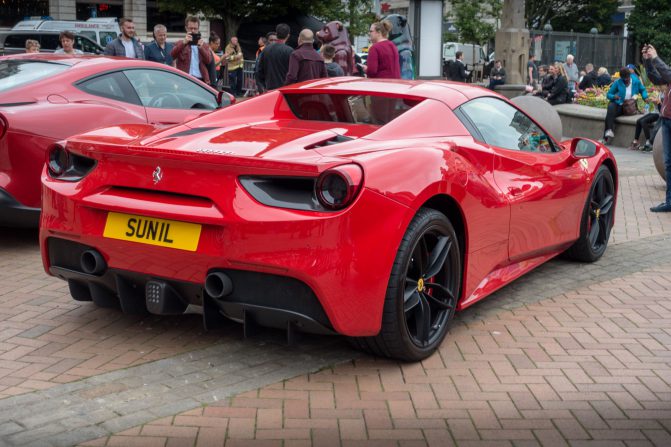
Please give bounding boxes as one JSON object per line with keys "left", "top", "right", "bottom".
{"left": 40, "top": 79, "right": 617, "bottom": 361}
{"left": 0, "top": 53, "right": 232, "bottom": 227}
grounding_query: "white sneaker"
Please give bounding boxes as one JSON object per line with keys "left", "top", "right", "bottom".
{"left": 605, "top": 129, "right": 614, "bottom": 138}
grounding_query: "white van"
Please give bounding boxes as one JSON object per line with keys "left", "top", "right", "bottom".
{"left": 442, "top": 42, "right": 487, "bottom": 69}
{"left": 12, "top": 18, "right": 119, "bottom": 48}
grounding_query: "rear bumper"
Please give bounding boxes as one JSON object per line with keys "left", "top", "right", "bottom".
{"left": 0, "top": 188, "right": 39, "bottom": 227}
{"left": 40, "top": 178, "right": 411, "bottom": 336}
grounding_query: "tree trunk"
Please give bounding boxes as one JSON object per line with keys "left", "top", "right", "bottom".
{"left": 222, "top": 15, "right": 241, "bottom": 43}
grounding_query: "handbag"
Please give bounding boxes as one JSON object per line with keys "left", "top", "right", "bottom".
{"left": 622, "top": 98, "right": 639, "bottom": 116}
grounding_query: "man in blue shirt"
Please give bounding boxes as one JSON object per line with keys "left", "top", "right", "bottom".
{"left": 144, "top": 24, "right": 174, "bottom": 66}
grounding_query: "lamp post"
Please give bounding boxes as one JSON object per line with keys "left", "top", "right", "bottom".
{"left": 543, "top": 22, "right": 552, "bottom": 66}
{"left": 590, "top": 27, "right": 598, "bottom": 69}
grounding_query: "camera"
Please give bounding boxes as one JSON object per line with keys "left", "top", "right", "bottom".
{"left": 189, "top": 32, "right": 201, "bottom": 44}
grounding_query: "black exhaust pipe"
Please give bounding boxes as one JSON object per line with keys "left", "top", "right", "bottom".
{"left": 80, "top": 250, "right": 106, "bottom": 275}
{"left": 205, "top": 272, "right": 233, "bottom": 299}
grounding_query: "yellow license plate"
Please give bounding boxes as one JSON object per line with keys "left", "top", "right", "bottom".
{"left": 103, "top": 212, "right": 202, "bottom": 251}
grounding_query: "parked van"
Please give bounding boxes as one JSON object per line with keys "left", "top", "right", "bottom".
{"left": 442, "top": 42, "right": 487, "bottom": 69}
{"left": 12, "top": 18, "right": 119, "bottom": 48}
{"left": 0, "top": 31, "right": 104, "bottom": 55}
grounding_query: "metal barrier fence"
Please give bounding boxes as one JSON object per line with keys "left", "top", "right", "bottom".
{"left": 216, "top": 60, "right": 258, "bottom": 97}
{"left": 530, "top": 30, "right": 628, "bottom": 75}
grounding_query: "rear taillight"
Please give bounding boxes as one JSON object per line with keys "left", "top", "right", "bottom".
{"left": 315, "top": 164, "right": 363, "bottom": 210}
{"left": 48, "top": 144, "right": 69, "bottom": 177}
{"left": 47, "top": 143, "right": 96, "bottom": 181}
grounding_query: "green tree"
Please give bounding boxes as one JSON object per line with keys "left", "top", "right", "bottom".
{"left": 450, "top": 0, "right": 502, "bottom": 45}
{"left": 525, "top": 0, "right": 618, "bottom": 33}
{"left": 627, "top": 0, "right": 671, "bottom": 61}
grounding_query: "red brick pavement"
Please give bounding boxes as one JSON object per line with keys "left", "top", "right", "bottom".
{"left": 84, "top": 264, "right": 671, "bottom": 446}
{"left": 0, "top": 231, "right": 224, "bottom": 398}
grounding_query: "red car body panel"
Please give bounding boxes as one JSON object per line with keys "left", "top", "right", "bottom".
{"left": 0, "top": 54, "right": 225, "bottom": 226}
{"left": 39, "top": 78, "right": 618, "bottom": 336}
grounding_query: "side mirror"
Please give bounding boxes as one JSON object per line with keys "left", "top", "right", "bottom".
{"left": 571, "top": 138, "right": 597, "bottom": 158}
{"left": 217, "top": 91, "right": 235, "bottom": 107}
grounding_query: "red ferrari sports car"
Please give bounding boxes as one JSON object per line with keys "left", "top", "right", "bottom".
{"left": 40, "top": 79, "right": 617, "bottom": 361}
{"left": 0, "top": 53, "right": 232, "bottom": 227}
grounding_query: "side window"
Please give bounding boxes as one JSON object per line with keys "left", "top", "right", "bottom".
{"left": 4, "top": 34, "right": 33, "bottom": 49}
{"left": 40, "top": 34, "right": 60, "bottom": 51}
{"left": 123, "top": 69, "right": 218, "bottom": 110}
{"left": 77, "top": 71, "right": 141, "bottom": 105}
{"left": 100, "top": 32, "right": 117, "bottom": 47}
{"left": 75, "top": 36, "right": 99, "bottom": 54}
{"left": 459, "top": 97, "right": 556, "bottom": 153}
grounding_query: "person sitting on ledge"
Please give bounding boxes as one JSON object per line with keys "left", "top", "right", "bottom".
{"left": 488, "top": 60, "right": 506, "bottom": 90}
{"left": 603, "top": 67, "right": 648, "bottom": 143}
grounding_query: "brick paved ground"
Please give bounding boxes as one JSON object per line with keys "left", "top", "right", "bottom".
{"left": 1, "top": 146, "right": 670, "bottom": 446}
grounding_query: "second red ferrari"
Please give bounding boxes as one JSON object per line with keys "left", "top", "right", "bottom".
{"left": 0, "top": 53, "right": 232, "bottom": 227}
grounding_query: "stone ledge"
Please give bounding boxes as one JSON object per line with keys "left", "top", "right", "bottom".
{"left": 553, "top": 103, "right": 642, "bottom": 147}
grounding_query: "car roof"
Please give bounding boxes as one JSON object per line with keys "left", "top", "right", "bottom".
{"left": 0, "top": 53, "right": 167, "bottom": 70}
{"left": 0, "top": 53, "right": 219, "bottom": 94}
{"left": 279, "top": 77, "right": 493, "bottom": 107}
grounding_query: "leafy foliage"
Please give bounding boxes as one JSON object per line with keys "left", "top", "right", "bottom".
{"left": 627, "top": 0, "right": 671, "bottom": 62}
{"left": 526, "top": 0, "right": 618, "bottom": 33}
{"left": 450, "top": 0, "right": 502, "bottom": 45}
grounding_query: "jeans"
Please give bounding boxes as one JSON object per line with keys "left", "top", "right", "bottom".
{"left": 661, "top": 117, "right": 671, "bottom": 204}
{"left": 604, "top": 102, "right": 623, "bottom": 135}
{"left": 488, "top": 79, "right": 505, "bottom": 90}
{"left": 228, "top": 67, "right": 243, "bottom": 96}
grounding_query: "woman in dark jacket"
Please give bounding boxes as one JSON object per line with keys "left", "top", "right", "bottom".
{"left": 596, "top": 67, "right": 612, "bottom": 87}
{"left": 546, "top": 63, "right": 569, "bottom": 105}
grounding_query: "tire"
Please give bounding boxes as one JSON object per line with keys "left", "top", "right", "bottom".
{"left": 565, "top": 165, "right": 615, "bottom": 262}
{"left": 353, "top": 208, "right": 462, "bottom": 361}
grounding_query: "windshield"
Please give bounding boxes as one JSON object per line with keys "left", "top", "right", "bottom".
{"left": 0, "top": 60, "right": 70, "bottom": 93}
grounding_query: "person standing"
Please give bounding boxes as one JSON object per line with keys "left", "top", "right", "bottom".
{"left": 144, "top": 24, "right": 173, "bottom": 65}
{"left": 643, "top": 44, "right": 671, "bottom": 212}
{"left": 224, "top": 36, "right": 244, "bottom": 96}
{"left": 256, "top": 36, "right": 267, "bottom": 59}
{"left": 104, "top": 18, "right": 144, "bottom": 59}
{"left": 256, "top": 23, "right": 293, "bottom": 92}
{"left": 449, "top": 51, "right": 468, "bottom": 82}
{"left": 564, "top": 54, "right": 579, "bottom": 91}
{"left": 55, "top": 31, "right": 83, "bottom": 55}
{"left": 322, "top": 44, "right": 344, "bottom": 77}
{"left": 171, "top": 16, "right": 212, "bottom": 84}
{"left": 208, "top": 33, "right": 222, "bottom": 88}
{"left": 364, "top": 20, "right": 400, "bottom": 79}
{"left": 527, "top": 53, "right": 538, "bottom": 87}
{"left": 285, "top": 29, "right": 327, "bottom": 85}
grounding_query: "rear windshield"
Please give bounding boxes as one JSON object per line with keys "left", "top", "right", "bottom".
{"left": 0, "top": 60, "right": 69, "bottom": 93}
{"left": 284, "top": 93, "right": 422, "bottom": 125}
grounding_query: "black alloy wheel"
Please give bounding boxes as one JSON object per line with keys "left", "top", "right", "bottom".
{"left": 565, "top": 165, "right": 615, "bottom": 262}
{"left": 353, "top": 208, "right": 461, "bottom": 361}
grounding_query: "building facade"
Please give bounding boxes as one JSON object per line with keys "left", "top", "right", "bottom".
{"left": 0, "top": 0, "right": 206, "bottom": 39}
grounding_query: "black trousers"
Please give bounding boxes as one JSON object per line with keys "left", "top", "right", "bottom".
{"left": 635, "top": 113, "right": 659, "bottom": 141}
{"left": 604, "top": 102, "right": 623, "bottom": 135}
